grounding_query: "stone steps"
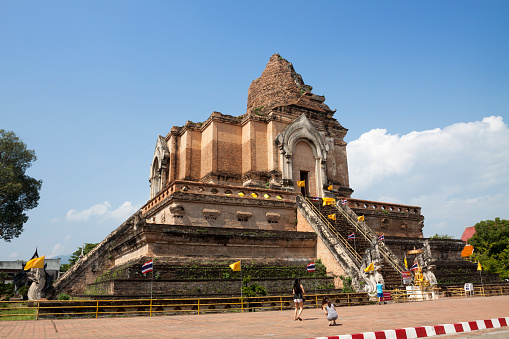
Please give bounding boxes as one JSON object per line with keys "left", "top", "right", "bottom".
{"left": 311, "top": 202, "right": 371, "bottom": 259}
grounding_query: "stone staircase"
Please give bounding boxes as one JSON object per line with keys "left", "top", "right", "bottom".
{"left": 297, "top": 196, "right": 406, "bottom": 290}
{"left": 313, "top": 202, "right": 371, "bottom": 258}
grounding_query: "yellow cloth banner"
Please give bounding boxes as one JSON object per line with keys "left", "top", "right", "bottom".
{"left": 297, "top": 181, "right": 305, "bottom": 187}
{"left": 229, "top": 261, "right": 241, "bottom": 271}
{"left": 461, "top": 245, "right": 474, "bottom": 257}
{"left": 477, "top": 262, "right": 482, "bottom": 271}
{"left": 328, "top": 214, "right": 336, "bottom": 220}
{"left": 322, "top": 198, "right": 335, "bottom": 206}
{"left": 357, "top": 215, "right": 365, "bottom": 222}
{"left": 327, "top": 185, "right": 333, "bottom": 190}
{"left": 24, "top": 256, "right": 45, "bottom": 270}
{"left": 404, "top": 256, "right": 408, "bottom": 270}
{"left": 364, "top": 262, "right": 374, "bottom": 272}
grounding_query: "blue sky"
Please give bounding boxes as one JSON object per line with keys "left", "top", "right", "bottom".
{"left": 1, "top": 1, "right": 508, "bottom": 260}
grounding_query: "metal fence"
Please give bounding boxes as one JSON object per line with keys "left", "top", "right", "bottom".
{"left": 2, "top": 284, "right": 508, "bottom": 321}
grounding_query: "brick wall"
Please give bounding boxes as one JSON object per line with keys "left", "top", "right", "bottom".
{"left": 217, "top": 122, "right": 242, "bottom": 175}
{"left": 85, "top": 276, "right": 334, "bottom": 297}
{"left": 297, "top": 208, "right": 345, "bottom": 288}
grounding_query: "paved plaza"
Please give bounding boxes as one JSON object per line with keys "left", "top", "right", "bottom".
{"left": 1, "top": 295, "right": 508, "bottom": 338}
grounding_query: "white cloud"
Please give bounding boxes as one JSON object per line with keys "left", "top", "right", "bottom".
{"left": 104, "top": 201, "right": 138, "bottom": 222}
{"left": 66, "top": 202, "right": 112, "bottom": 222}
{"left": 65, "top": 201, "right": 138, "bottom": 223}
{"left": 48, "top": 243, "right": 66, "bottom": 258}
{"left": 9, "top": 252, "right": 19, "bottom": 259}
{"left": 347, "top": 116, "right": 509, "bottom": 238}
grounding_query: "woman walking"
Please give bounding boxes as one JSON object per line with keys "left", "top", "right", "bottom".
{"left": 321, "top": 297, "right": 338, "bottom": 326}
{"left": 293, "top": 278, "right": 305, "bottom": 321}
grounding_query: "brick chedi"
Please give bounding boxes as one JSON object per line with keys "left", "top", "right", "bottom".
{"left": 149, "top": 53, "right": 352, "bottom": 200}
{"left": 55, "top": 54, "right": 444, "bottom": 297}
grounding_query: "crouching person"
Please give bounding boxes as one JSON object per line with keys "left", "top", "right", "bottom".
{"left": 321, "top": 297, "right": 338, "bottom": 326}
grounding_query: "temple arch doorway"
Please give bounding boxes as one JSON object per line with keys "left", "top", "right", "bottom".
{"left": 276, "top": 114, "right": 328, "bottom": 198}
{"left": 292, "top": 140, "right": 317, "bottom": 197}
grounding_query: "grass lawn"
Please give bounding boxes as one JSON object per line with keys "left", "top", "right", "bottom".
{"left": 0, "top": 302, "right": 37, "bottom": 321}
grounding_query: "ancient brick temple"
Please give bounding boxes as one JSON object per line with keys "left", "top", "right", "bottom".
{"left": 55, "top": 55, "right": 475, "bottom": 297}
{"left": 145, "top": 54, "right": 422, "bottom": 239}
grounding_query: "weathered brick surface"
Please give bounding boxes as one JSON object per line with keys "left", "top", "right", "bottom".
{"left": 246, "top": 54, "right": 332, "bottom": 114}
{"left": 297, "top": 207, "right": 346, "bottom": 288}
{"left": 85, "top": 276, "right": 334, "bottom": 297}
{"left": 348, "top": 198, "right": 424, "bottom": 238}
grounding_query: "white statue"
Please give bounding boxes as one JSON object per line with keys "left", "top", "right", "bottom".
{"left": 27, "top": 268, "right": 46, "bottom": 300}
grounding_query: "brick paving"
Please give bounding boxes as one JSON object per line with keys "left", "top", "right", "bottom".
{"left": 1, "top": 295, "right": 508, "bottom": 338}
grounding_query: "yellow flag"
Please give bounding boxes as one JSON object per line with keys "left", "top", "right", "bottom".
{"left": 322, "top": 198, "right": 335, "bottom": 206}
{"left": 477, "top": 262, "right": 482, "bottom": 271}
{"left": 357, "top": 215, "right": 364, "bottom": 222}
{"left": 327, "top": 185, "right": 333, "bottom": 190}
{"left": 24, "top": 256, "right": 45, "bottom": 270}
{"left": 461, "top": 245, "right": 474, "bottom": 257}
{"left": 229, "top": 261, "right": 241, "bottom": 272}
{"left": 328, "top": 214, "right": 336, "bottom": 220}
{"left": 404, "top": 256, "right": 408, "bottom": 270}
{"left": 297, "top": 181, "right": 305, "bottom": 187}
{"left": 364, "top": 262, "right": 374, "bottom": 272}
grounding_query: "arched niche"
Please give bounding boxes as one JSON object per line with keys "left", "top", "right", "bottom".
{"left": 149, "top": 136, "right": 170, "bottom": 199}
{"left": 275, "top": 114, "right": 328, "bottom": 197}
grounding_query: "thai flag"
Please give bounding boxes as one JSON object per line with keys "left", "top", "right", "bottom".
{"left": 307, "top": 262, "right": 315, "bottom": 272}
{"left": 312, "top": 196, "right": 320, "bottom": 201}
{"left": 410, "top": 261, "right": 419, "bottom": 271}
{"left": 348, "top": 233, "right": 355, "bottom": 240}
{"left": 378, "top": 234, "right": 385, "bottom": 241}
{"left": 142, "top": 260, "right": 153, "bottom": 274}
{"left": 341, "top": 199, "right": 348, "bottom": 205}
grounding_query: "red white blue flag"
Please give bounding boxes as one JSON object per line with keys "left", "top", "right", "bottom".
{"left": 142, "top": 260, "right": 153, "bottom": 274}
{"left": 307, "top": 262, "right": 315, "bottom": 272}
{"left": 348, "top": 233, "right": 355, "bottom": 240}
{"left": 341, "top": 199, "right": 348, "bottom": 205}
{"left": 312, "top": 196, "right": 320, "bottom": 201}
{"left": 378, "top": 234, "right": 384, "bottom": 241}
{"left": 410, "top": 260, "right": 419, "bottom": 271}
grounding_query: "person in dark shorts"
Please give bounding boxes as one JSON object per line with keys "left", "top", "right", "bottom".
{"left": 293, "top": 278, "right": 305, "bottom": 320}
{"left": 376, "top": 281, "right": 384, "bottom": 305}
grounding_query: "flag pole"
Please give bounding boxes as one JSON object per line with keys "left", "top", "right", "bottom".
{"left": 151, "top": 259, "right": 154, "bottom": 300}
{"left": 314, "top": 270, "right": 317, "bottom": 297}
{"left": 240, "top": 261, "right": 243, "bottom": 312}
{"left": 479, "top": 264, "right": 484, "bottom": 296}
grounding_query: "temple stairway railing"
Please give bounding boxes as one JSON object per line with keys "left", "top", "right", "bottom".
{"left": 332, "top": 199, "right": 405, "bottom": 276}
{"left": 298, "top": 196, "right": 407, "bottom": 289}
{"left": 297, "top": 195, "right": 366, "bottom": 290}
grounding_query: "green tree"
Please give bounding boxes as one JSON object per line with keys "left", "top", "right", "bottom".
{"left": 0, "top": 272, "right": 14, "bottom": 297}
{"left": 0, "top": 130, "right": 42, "bottom": 242}
{"left": 339, "top": 275, "right": 356, "bottom": 293}
{"left": 241, "top": 276, "right": 267, "bottom": 297}
{"left": 60, "top": 243, "right": 98, "bottom": 272}
{"left": 467, "top": 218, "right": 509, "bottom": 280}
